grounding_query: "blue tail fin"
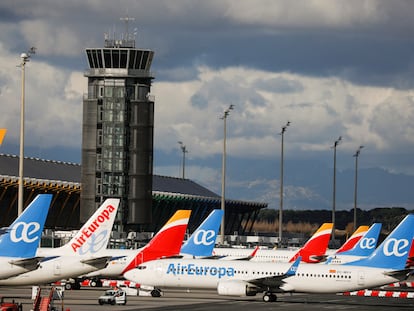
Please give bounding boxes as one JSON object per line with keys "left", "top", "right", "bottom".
{"left": 340, "top": 223, "right": 382, "bottom": 257}
{"left": 345, "top": 214, "right": 414, "bottom": 270}
{"left": 180, "top": 209, "right": 223, "bottom": 257}
{"left": 0, "top": 194, "right": 52, "bottom": 258}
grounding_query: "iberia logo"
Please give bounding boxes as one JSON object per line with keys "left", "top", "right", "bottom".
{"left": 70, "top": 204, "right": 116, "bottom": 253}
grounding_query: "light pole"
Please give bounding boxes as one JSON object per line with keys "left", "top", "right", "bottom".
{"left": 178, "top": 141, "right": 188, "bottom": 179}
{"left": 219, "top": 104, "right": 234, "bottom": 244}
{"left": 353, "top": 145, "right": 364, "bottom": 232}
{"left": 279, "top": 121, "right": 290, "bottom": 245}
{"left": 18, "top": 47, "right": 36, "bottom": 216}
{"left": 331, "top": 136, "right": 342, "bottom": 241}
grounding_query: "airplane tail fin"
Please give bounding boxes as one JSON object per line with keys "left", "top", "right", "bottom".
{"left": 339, "top": 223, "right": 381, "bottom": 257}
{"left": 289, "top": 223, "right": 333, "bottom": 263}
{"left": 180, "top": 209, "right": 223, "bottom": 257}
{"left": 122, "top": 210, "right": 191, "bottom": 274}
{"left": 58, "top": 198, "right": 120, "bottom": 256}
{"left": 345, "top": 214, "right": 414, "bottom": 270}
{"left": 335, "top": 225, "right": 369, "bottom": 254}
{"left": 0, "top": 194, "right": 52, "bottom": 258}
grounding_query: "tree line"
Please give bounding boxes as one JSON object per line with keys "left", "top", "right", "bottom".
{"left": 255, "top": 207, "right": 411, "bottom": 234}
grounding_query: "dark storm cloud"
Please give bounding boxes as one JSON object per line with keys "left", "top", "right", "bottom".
{"left": 153, "top": 30, "right": 414, "bottom": 89}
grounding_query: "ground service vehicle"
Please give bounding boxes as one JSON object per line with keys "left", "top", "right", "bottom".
{"left": 98, "top": 289, "right": 126, "bottom": 305}
{"left": 0, "top": 298, "right": 22, "bottom": 311}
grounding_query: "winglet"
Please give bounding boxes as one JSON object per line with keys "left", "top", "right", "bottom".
{"left": 286, "top": 256, "right": 301, "bottom": 277}
{"left": 121, "top": 210, "right": 191, "bottom": 274}
{"left": 0, "top": 194, "right": 52, "bottom": 258}
{"left": 181, "top": 209, "right": 223, "bottom": 257}
{"left": 289, "top": 223, "right": 333, "bottom": 263}
{"left": 59, "top": 198, "right": 120, "bottom": 256}
{"left": 345, "top": 214, "right": 414, "bottom": 270}
{"left": 335, "top": 225, "right": 369, "bottom": 254}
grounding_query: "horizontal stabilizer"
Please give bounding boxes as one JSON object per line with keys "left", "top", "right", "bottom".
{"left": 384, "top": 269, "right": 412, "bottom": 280}
{"left": 80, "top": 256, "right": 112, "bottom": 269}
{"left": 9, "top": 257, "right": 44, "bottom": 271}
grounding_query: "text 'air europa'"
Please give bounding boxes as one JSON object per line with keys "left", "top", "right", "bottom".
{"left": 71, "top": 204, "right": 116, "bottom": 253}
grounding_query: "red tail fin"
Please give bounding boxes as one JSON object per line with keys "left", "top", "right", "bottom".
{"left": 289, "top": 223, "right": 333, "bottom": 263}
{"left": 122, "top": 210, "right": 191, "bottom": 274}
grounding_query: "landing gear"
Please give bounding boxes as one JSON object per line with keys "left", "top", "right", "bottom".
{"left": 89, "top": 278, "right": 103, "bottom": 287}
{"left": 150, "top": 288, "right": 162, "bottom": 297}
{"left": 262, "top": 292, "right": 277, "bottom": 302}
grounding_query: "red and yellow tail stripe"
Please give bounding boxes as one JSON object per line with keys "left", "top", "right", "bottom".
{"left": 336, "top": 225, "right": 369, "bottom": 253}
{"left": 122, "top": 210, "right": 191, "bottom": 274}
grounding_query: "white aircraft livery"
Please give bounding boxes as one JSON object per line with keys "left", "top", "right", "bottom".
{"left": 124, "top": 214, "right": 414, "bottom": 302}
{"left": 0, "top": 198, "right": 120, "bottom": 286}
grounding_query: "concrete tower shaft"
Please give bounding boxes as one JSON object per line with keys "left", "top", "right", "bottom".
{"left": 81, "top": 32, "right": 154, "bottom": 228}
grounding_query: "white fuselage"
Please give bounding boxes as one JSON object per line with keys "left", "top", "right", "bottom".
{"left": 36, "top": 247, "right": 140, "bottom": 278}
{"left": 124, "top": 258, "right": 402, "bottom": 294}
{"left": 213, "top": 248, "right": 299, "bottom": 262}
{"left": 0, "top": 256, "right": 107, "bottom": 286}
{"left": 83, "top": 248, "right": 140, "bottom": 278}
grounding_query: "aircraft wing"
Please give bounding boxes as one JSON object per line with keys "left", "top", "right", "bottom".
{"left": 245, "top": 256, "right": 301, "bottom": 290}
{"left": 8, "top": 257, "right": 44, "bottom": 271}
{"left": 80, "top": 256, "right": 112, "bottom": 269}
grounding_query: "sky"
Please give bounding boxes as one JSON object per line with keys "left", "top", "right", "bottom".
{"left": 1, "top": 0, "right": 414, "bottom": 214}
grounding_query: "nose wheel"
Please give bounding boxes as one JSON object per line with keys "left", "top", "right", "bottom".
{"left": 151, "top": 288, "right": 162, "bottom": 297}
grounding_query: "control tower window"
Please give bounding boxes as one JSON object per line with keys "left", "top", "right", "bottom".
{"left": 129, "top": 50, "right": 136, "bottom": 69}
{"left": 104, "top": 49, "right": 111, "bottom": 68}
{"left": 112, "top": 50, "right": 120, "bottom": 68}
{"left": 141, "top": 51, "right": 149, "bottom": 70}
{"left": 120, "top": 50, "right": 128, "bottom": 68}
{"left": 135, "top": 51, "right": 143, "bottom": 69}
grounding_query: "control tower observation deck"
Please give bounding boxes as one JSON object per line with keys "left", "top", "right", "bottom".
{"left": 81, "top": 25, "right": 154, "bottom": 230}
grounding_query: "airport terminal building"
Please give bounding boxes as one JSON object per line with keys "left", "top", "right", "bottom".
{"left": 0, "top": 154, "right": 267, "bottom": 238}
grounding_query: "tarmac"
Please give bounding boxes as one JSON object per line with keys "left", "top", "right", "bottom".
{"left": 1, "top": 285, "right": 414, "bottom": 311}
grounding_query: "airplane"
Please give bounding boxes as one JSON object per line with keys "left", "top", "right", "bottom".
{"left": 212, "top": 223, "right": 333, "bottom": 263}
{"left": 83, "top": 209, "right": 222, "bottom": 284}
{"left": 124, "top": 214, "right": 414, "bottom": 302}
{"left": 0, "top": 194, "right": 52, "bottom": 279}
{"left": 0, "top": 198, "right": 120, "bottom": 286}
{"left": 325, "top": 223, "right": 382, "bottom": 264}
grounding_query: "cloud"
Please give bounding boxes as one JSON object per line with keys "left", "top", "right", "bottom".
{"left": 0, "top": 42, "right": 83, "bottom": 149}
{"left": 153, "top": 66, "right": 414, "bottom": 162}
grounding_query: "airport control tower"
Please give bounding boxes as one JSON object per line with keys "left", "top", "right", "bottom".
{"left": 81, "top": 19, "right": 154, "bottom": 230}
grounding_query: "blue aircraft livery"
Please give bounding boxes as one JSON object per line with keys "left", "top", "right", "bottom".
{"left": 180, "top": 209, "right": 223, "bottom": 257}
{"left": 166, "top": 263, "right": 235, "bottom": 278}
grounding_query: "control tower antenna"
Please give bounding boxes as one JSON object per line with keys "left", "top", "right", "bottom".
{"left": 120, "top": 16, "right": 135, "bottom": 42}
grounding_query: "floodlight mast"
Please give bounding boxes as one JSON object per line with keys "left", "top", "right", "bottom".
{"left": 18, "top": 47, "right": 36, "bottom": 216}
{"left": 219, "top": 104, "right": 234, "bottom": 245}
{"left": 178, "top": 141, "right": 188, "bottom": 179}
{"left": 278, "top": 121, "right": 290, "bottom": 245}
{"left": 353, "top": 145, "right": 364, "bottom": 231}
{"left": 331, "top": 136, "right": 342, "bottom": 241}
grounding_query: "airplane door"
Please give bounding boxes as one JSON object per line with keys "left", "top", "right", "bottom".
{"left": 357, "top": 271, "right": 365, "bottom": 286}
{"left": 53, "top": 259, "right": 62, "bottom": 276}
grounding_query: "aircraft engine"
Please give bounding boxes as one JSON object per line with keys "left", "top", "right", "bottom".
{"left": 217, "top": 280, "right": 258, "bottom": 296}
